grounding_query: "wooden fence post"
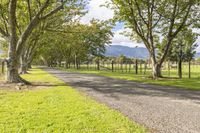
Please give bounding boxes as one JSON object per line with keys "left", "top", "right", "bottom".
{"left": 111, "top": 60, "right": 114, "bottom": 72}
{"left": 144, "top": 61, "right": 147, "bottom": 74}
{"left": 125, "top": 61, "right": 128, "bottom": 73}
{"left": 135, "top": 59, "right": 138, "bottom": 74}
{"left": 121, "top": 62, "right": 123, "bottom": 73}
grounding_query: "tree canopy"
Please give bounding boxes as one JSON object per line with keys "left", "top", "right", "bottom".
{"left": 110, "top": 0, "right": 200, "bottom": 78}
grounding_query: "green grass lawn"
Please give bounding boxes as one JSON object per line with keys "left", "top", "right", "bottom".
{"left": 72, "top": 63, "right": 200, "bottom": 78}
{"left": 60, "top": 68, "right": 200, "bottom": 90}
{"left": 0, "top": 68, "right": 146, "bottom": 133}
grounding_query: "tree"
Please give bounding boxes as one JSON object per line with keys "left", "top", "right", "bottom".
{"left": 184, "top": 33, "right": 198, "bottom": 79}
{"left": 0, "top": 0, "right": 85, "bottom": 83}
{"left": 166, "top": 29, "right": 198, "bottom": 78}
{"left": 110, "top": 0, "right": 200, "bottom": 78}
{"left": 35, "top": 20, "right": 113, "bottom": 69}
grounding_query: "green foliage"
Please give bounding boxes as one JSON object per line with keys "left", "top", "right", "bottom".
{"left": 109, "top": 0, "right": 200, "bottom": 77}
{"left": 0, "top": 68, "right": 146, "bottom": 133}
{"left": 34, "top": 20, "right": 113, "bottom": 66}
{"left": 165, "top": 29, "right": 198, "bottom": 62}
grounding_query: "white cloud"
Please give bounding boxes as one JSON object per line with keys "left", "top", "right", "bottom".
{"left": 81, "top": 0, "right": 145, "bottom": 48}
{"left": 111, "top": 28, "right": 145, "bottom": 48}
{"left": 81, "top": 0, "right": 200, "bottom": 52}
{"left": 81, "top": 0, "right": 114, "bottom": 24}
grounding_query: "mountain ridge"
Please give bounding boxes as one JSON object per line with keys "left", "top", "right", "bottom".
{"left": 105, "top": 45, "right": 200, "bottom": 59}
{"left": 105, "top": 45, "right": 149, "bottom": 59}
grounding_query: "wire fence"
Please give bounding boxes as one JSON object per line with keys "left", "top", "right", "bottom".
{"left": 60, "top": 60, "right": 200, "bottom": 79}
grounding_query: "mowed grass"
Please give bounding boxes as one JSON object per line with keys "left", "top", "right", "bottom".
{"left": 0, "top": 68, "right": 146, "bottom": 133}
{"left": 60, "top": 67, "right": 200, "bottom": 90}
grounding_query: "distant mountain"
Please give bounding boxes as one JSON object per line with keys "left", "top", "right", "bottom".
{"left": 105, "top": 45, "right": 200, "bottom": 59}
{"left": 105, "top": 45, "right": 149, "bottom": 59}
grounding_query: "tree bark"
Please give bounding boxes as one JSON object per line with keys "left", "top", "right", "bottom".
{"left": 19, "top": 50, "right": 28, "bottom": 74}
{"left": 178, "top": 58, "right": 182, "bottom": 79}
{"left": 152, "top": 62, "right": 162, "bottom": 78}
{"left": 7, "top": 0, "right": 27, "bottom": 83}
{"left": 178, "top": 45, "right": 183, "bottom": 79}
{"left": 20, "top": 64, "right": 28, "bottom": 74}
{"left": 20, "top": 57, "right": 28, "bottom": 74}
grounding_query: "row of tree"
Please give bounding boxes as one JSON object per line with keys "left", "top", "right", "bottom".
{"left": 0, "top": 0, "right": 107, "bottom": 83}
{"left": 0, "top": 0, "right": 85, "bottom": 83}
{"left": 0, "top": 0, "right": 200, "bottom": 84}
{"left": 33, "top": 20, "right": 113, "bottom": 69}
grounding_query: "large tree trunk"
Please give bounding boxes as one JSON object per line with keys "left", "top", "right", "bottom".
{"left": 178, "top": 58, "right": 182, "bottom": 79}
{"left": 20, "top": 61, "right": 28, "bottom": 74}
{"left": 20, "top": 65, "right": 28, "bottom": 74}
{"left": 6, "top": 0, "right": 24, "bottom": 83}
{"left": 6, "top": 56, "right": 19, "bottom": 82}
{"left": 150, "top": 56, "right": 162, "bottom": 78}
{"left": 152, "top": 63, "right": 162, "bottom": 78}
{"left": 178, "top": 45, "right": 183, "bottom": 79}
{"left": 19, "top": 52, "right": 28, "bottom": 74}
{"left": 6, "top": 55, "right": 29, "bottom": 84}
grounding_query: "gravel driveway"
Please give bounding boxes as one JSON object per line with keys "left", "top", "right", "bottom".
{"left": 45, "top": 68, "right": 200, "bottom": 133}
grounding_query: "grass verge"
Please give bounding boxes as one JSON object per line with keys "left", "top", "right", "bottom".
{"left": 0, "top": 68, "right": 146, "bottom": 133}
{"left": 59, "top": 68, "right": 200, "bottom": 91}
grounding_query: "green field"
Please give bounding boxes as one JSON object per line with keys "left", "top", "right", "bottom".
{"left": 60, "top": 64, "right": 200, "bottom": 90}
{"left": 0, "top": 68, "right": 146, "bottom": 133}
{"left": 69, "top": 63, "right": 200, "bottom": 78}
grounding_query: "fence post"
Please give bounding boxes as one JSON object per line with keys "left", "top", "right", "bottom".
{"left": 121, "top": 62, "right": 123, "bottom": 73}
{"left": 135, "top": 59, "right": 138, "bottom": 74}
{"left": 188, "top": 60, "right": 191, "bottom": 79}
{"left": 125, "top": 61, "right": 128, "bottom": 73}
{"left": 144, "top": 61, "right": 147, "bottom": 74}
{"left": 111, "top": 60, "right": 114, "bottom": 72}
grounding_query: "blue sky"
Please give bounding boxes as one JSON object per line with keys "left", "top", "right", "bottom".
{"left": 81, "top": 0, "right": 200, "bottom": 51}
{"left": 112, "top": 22, "right": 124, "bottom": 31}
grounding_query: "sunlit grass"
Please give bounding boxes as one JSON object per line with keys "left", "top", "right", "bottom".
{"left": 0, "top": 68, "right": 146, "bottom": 133}
{"left": 60, "top": 67, "right": 200, "bottom": 90}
